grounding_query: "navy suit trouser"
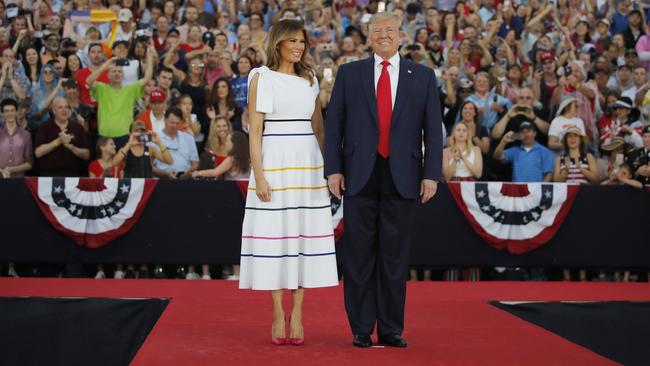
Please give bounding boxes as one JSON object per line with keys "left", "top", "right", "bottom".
{"left": 343, "top": 156, "right": 416, "bottom": 336}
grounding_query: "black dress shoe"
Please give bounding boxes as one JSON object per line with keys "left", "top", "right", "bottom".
{"left": 378, "top": 334, "right": 407, "bottom": 348}
{"left": 352, "top": 334, "right": 372, "bottom": 348}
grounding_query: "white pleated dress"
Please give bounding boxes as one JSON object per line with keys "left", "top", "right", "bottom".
{"left": 239, "top": 66, "right": 339, "bottom": 290}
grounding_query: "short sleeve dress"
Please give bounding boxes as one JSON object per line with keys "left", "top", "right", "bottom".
{"left": 239, "top": 67, "right": 339, "bottom": 290}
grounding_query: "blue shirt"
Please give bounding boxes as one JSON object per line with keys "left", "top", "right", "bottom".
{"left": 465, "top": 92, "right": 512, "bottom": 132}
{"left": 503, "top": 142, "right": 555, "bottom": 182}
{"left": 231, "top": 76, "right": 249, "bottom": 108}
{"left": 611, "top": 11, "right": 629, "bottom": 35}
{"left": 154, "top": 131, "right": 199, "bottom": 173}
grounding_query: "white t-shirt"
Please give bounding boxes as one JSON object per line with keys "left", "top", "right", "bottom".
{"left": 150, "top": 110, "right": 165, "bottom": 136}
{"left": 548, "top": 116, "right": 586, "bottom": 138}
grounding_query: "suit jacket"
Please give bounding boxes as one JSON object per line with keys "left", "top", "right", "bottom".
{"left": 324, "top": 56, "right": 443, "bottom": 199}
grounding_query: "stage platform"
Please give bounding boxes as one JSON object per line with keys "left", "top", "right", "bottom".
{"left": 2, "top": 279, "right": 649, "bottom": 366}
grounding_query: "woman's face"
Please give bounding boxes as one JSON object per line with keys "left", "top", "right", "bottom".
{"left": 215, "top": 119, "right": 230, "bottom": 138}
{"left": 538, "top": 36, "right": 552, "bottom": 50}
{"left": 453, "top": 123, "right": 468, "bottom": 142}
{"left": 416, "top": 29, "right": 428, "bottom": 44}
{"left": 239, "top": 33, "right": 252, "bottom": 48}
{"left": 278, "top": 31, "right": 306, "bottom": 64}
{"left": 507, "top": 67, "right": 522, "bottom": 81}
{"left": 459, "top": 39, "right": 471, "bottom": 55}
{"left": 43, "top": 67, "right": 55, "bottom": 83}
{"left": 613, "top": 34, "right": 624, "bottom": 48}
{"left": 102, "top": 139, "right": 117, "bottom": 156}
{"left": 189, "top": 59, "right": 205, "bottom": 76}
{"left": 164, "top": 1, "right": 175, "bottom": 16}
{"left": 217, "top": 80, "right": 229, "bottom": 99}
{"left": 218, "top": 13, "right": 230, "bottom": 28}
{"left": 447, "top": 48, "right": 461, "bottom": 64}
{"left": 566, "top": 133, "right": 580, "bottom": 149}
{"left": 179, "top": 97, "right": 192, "bottom": 114}
{"left": 49, "top": 16, "right": 62, "bottom": 30}
{"left": 189, "top": 26, "right": 202, "bottom": 42}
{"left": 26, "top": 48, "right": 38, "bottom": 65}
{"left": 134, "top": 41, "right": 146, "bottom": 57}
{"left": 342, "top": 37, "right": 355, "bottom": 52}
{"left": 576, "top": 22, "right": 588, "bottom": 36}
{"left": 461, "top": 103, "right": 476, "bottom": 122}
{"left": 237, "top": 57, "right": 251, "bottom": 75}
{"left": 67, "top": 55, "right": 81, "bottom": 71}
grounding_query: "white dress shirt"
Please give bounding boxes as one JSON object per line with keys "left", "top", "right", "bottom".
{"left": 374, "top": 52, "right": 400, "bottom": 109}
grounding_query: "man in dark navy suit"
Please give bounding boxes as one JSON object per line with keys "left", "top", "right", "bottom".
{"left": 324, "top": 12, "right": 443, "bottom": 348}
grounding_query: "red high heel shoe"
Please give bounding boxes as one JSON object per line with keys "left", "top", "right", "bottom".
{"left": 288, "top": 317, "right": 304, "bottom": 346}
{"left": 271, "top": 317, "right": 286, "bottom": 346}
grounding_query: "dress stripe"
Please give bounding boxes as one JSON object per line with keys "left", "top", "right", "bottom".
{"left": 262, "top": 133, "right": 314, "bottom": 137}
{"left": 245, "top": 204, "right": 330, "bottom": 211}
{"left": 264, "top": 119, "right": 311, "bottom": 122}
{"left": 248, "top": 185, "right": 328, "bottom": 192}
{"left": 263, "top": 165, "right": 324, "bottom": 172}
{"left": 241, "top": 252, "right": 336, "bottom": 258}
{"left": 242, "top": 233, "right": 334, "bottom": 240}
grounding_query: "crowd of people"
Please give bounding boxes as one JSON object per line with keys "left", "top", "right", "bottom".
{"left": 1, "top": 0, "right": 649, "bottom": 281}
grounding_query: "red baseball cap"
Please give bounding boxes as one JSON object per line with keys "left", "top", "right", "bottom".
{"left": 539, "top": 51, "right": 555, "bottom": 62}
{"left": 150, "top": 89, "right": 166, "bottom": 103}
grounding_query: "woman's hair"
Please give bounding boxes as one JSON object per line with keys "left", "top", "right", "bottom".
{"left": 183, "top": 57, "right": 207, "bottom": 86}
{"left": 21, "top": 46, "right": 42, "bottom": 79}
{"left": 210, "top": 77, "right": 237, "bottom": 110}
{"left": 38, "top": 63, "right": 58, "bottom": 89}
{"left": 207, "top": 115, "right": 233, "bottom": 151}
{"left": 228, "top": 131, "right": 251, "bottom": 174}
{"left": 95, "top": 137, "right": 113, "bottom": 159}
{"left": 265, "top": 19, "right": 314, "bottom": 85}
{"left": 450, "top": 121, "right": 474, "bottom": 154}
{"left": 62, "top": 53, "right": 82, "bottom": 78}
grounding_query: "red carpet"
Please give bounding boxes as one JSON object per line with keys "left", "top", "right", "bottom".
{"left": 2, "top": 279, "right": 649, "bottom": 365}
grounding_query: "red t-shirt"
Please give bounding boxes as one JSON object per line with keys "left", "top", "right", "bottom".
{"left": 88, "top": 159, "right": 124, "bottom": 178}
{"left": 76, "top": 67, "right": 109, "bottom": 108}
{"left": 179, "top": 43, "right": 205, "bottom": 53}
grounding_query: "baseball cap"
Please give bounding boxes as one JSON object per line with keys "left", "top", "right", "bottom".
{"left": 112, "top": 40, "right": 129, "bottom": 49}
{"left": 150, "top": 89, "right": 167, "bottom": 103}
{"left": 597, "top": 18, "right": 610, "bottom": 27}
{"left": 118, "top": 8, "right": 133, "bottom": 22}
{"left": 563, "top": 126, "right": 584, "bottom": 137}
{"left": 614, "top": 97, "right": 634, "bottom": 109}
{"left": 406, "top": 3, "right": 421, "bottom": 15}
{"left": 539, "top": 51, "right": 554, "bottom": 62}
{"left": 518, "top": 121, "right": 535, "bottom": 131}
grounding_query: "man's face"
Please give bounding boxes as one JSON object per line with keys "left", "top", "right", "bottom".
{"left": 45, "top": 35, "right": 61, "bottom": 52}
{"left": 633, "top": 68, "right": 647, "bottom": 85}
{"left": 642, "top": 133, "right": 650, "bottom": 149}
{"left": 185, "top": 7, "right": 198, "bottom": 22}
{"left": 369, "top": 18, "right": 400, "bottom": 59}
{"left": 463, "top": 26, "right": 476, "bottom": 42}
{"left": 517, "top": 89, "right": 534, "bottom": 107}
{"left": 521, "top": 128, "right": 536, "bottom": 145}
{"left": 2, "top": 48, "right": 16, "bottom": 65}
{"left": 51, "top": 99, "right": 71, "bottom": 121}
{"left": 88, "top": 46, "right": 104, "bottom": 66}
{"left": 1, "top": 105, "right": 17, "bottom": 122}
{"left": 157, "top": 71, "right": 173, "bottom": 89}
{"left": 619, "top": 67, "right": 631, "bottom": 82}
{"left": 108, "top": 65, "right": 124, "bottom": 83}
{"left": 113, "top": 44, "right": 128, "bottom": 58}
{"left": 165, "top": 113, "right": 181, "bottom": 133}
{"left": 13, "top": 17, "right": 27, "bottom": 32}
{"left": 629, "top": 13, "right": 641, "bottom": 27}
{"left": 215, "top": 34, "right": 228, "bottom": 50}
{"left": 64, "top": 86, "right": 79, "bottom": 101}
{"left": 151, "top": 101, "right": 166, "bottom": 115}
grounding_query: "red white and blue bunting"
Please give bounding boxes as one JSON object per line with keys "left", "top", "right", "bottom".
{"left": 448, "top": 182, "right": 580, "bottom": 254}
{"left": 26, "top": 177, "right": 157, "bottom": 248}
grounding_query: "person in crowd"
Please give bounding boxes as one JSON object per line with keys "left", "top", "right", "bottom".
{"left": 28, "top": 64, "right": 64, "bottom": 129}
{"left": 598, "top": 96, "right": 644, "bottom": 149}
{"left": 116, "top": 120, "right": 172, "bottom": 179}
{"left": 453, "top": 101, "right": 490, "bottom": 156}
{"left": 0, "top": 48, "right": 28, "bottom": 103}
{"left": 548, "top": 96, "right": 587, "bottom": 152}
{"left": 231, "top": 55, "right": 252, "bottom": 108}
{"left": 0, "top": 98, "right": 32, "bottom": 178}
{"left": 553, "top": 127, "right": 599, "bottom": 185}
{"left": 176, "top": 94, "right": 203, "bottom": 141}
{"left": 627, "top": 125, "right": 650, "bottom": 187}
{"left": 466, "top": 71, "right": 512, "bottom": 132}
{"left": 21, "top": 46, "right": 41, "bottom": 87}
{"left": 88, "top": 137, "right": 123, "bottom": 178}
{"left": 34, "top": 97, "right": 90, "bottom": 177}
{"left": 494, "top": 122, "right": 555, "bottom": 182}
{"left": 62, "top": 53, "right": 83, "bottom": 81}
{"left": 136, "top": 89, "right": 167, "bottom": 136}
{"left": 492, "top": 87, "right": 550, "bottom": 145}
{"left": 87, "top": 43, "right": 155, "bottom": 148}
{"left": 110, "top": 40, "right": 141, "bottom": 86}
{"left": 443, "top": 121, "right": 483, "bottom": 182}
{"left": 209, "top": 77, "right": 243, "bottom": 131}
{"left": 152, "top": 106, "right": 198, "bottom": 179}
{"left": 62, "top": 79, "right": 92, "bottom": 134}
{"left": 75, "top": 43, "right": 109, "bottom": 108}
{"left": 202, "top": 113, "right": 233, "bottom": 168}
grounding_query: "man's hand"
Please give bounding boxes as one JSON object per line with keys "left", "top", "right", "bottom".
{"left": 420, "top": 179, "right": 437, "bottom": 204}
{"left": 327, "top": 173, "right": 345, "bottom": 199}
{"left": 0, "top": 168, "right": 10, "bottom": 179}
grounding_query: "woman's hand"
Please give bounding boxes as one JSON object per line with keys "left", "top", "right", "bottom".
{"left": 206, "top": 106, "right": 217, "bottom": 121}
{"left": 255, "top": 176, "right": 272, "bottom": 202}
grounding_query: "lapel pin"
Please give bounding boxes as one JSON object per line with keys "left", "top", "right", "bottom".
{"left": 408, "top": 70, "right": 412, "bottom": 74}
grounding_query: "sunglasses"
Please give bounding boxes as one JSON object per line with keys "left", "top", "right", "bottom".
{"left": 191, "top": 63, "right": 205, "bottom": 68}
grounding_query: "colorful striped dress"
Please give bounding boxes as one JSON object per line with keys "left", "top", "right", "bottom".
{"left": 239, "top": 67, "right": 339, "bottom": 290}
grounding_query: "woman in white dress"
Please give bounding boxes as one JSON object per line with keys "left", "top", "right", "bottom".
{"left": 240, "top": 20, "right": 338, "bottom": 346}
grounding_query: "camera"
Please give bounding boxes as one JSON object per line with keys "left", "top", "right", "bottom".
{"left": 135, "top": 28, "right": 152, "bottom": 41}
{"left": 115, "top": 58, "right": 130, "bottom": 66}
{"left": 515, "top": 106, "right": 530, "bottom": 114}
{"left": 406, "top": 44, "right": 420, "bottom": 51}
{"left": 137, "top": 133, "right": 152, "bottom": 143}
{"left": 202, "top": 31, "right": 215, "bottom": 48}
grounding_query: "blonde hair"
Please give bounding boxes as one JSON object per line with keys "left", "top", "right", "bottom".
{"left": 266, "top": 19, "right": 314, "bottom": 85}
{"left": 207, "top": 116, "right": 233, "bottom": 152}
{"left": 450, "top": 122, "right": 474, "bottom": 155}
{"left": 369, "top": 12, "right": 401, "bottom": 29}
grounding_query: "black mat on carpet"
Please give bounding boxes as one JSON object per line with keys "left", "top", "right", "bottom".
{"left": 0, "top": 297, "right": 169, "bottom": 366}
{"left": 490, "top": 301, "right": 650, "bottom": 366}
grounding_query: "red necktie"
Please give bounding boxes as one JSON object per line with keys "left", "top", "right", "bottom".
{"left": 377, "top": 60, "right": 392, "bottom": 158}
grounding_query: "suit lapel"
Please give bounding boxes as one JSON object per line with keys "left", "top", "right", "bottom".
{"left": 391, "top": 58, "right": 412, "bottom": 128}
{"left": 361, "top": 57, "right": 379, "bottom": 127}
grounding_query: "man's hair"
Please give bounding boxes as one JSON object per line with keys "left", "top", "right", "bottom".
{"left": 150, "top": 2, "right": 164, "bottom": 12}
{"left": 0, "top": 98, "right": 18, "bottom": 112}
{"left": 369, "top": 12, "right": 400, "bottom": 29}
{"left": 157, "top": 66, "right": 174, "bottom": 77}
{"left": 165, "top": 106, "right": 183, "bottom": 120}
{"left": 88, "top": 42, "right": 104, "bottom": 53}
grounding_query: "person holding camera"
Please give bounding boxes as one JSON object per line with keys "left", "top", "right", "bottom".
{"left": 88, "top": 137, "right": 124, "bottom": 178}
{"left": 111, "top": 40, "right": 141, "bottom": 86}
{"left": 491, "top": 87, "right": 548, "bottom": 145}
{"left": 87, "top": 42, "right": 156, "bottom": 149}
{"left": 115, "top": 120, "right": 172, "bottom": 178}
{"left": 494, "top": 122, "right": 554, "bottom": 183}
{"left": 152, "top": 107, "right": 198, "bottom": 179}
